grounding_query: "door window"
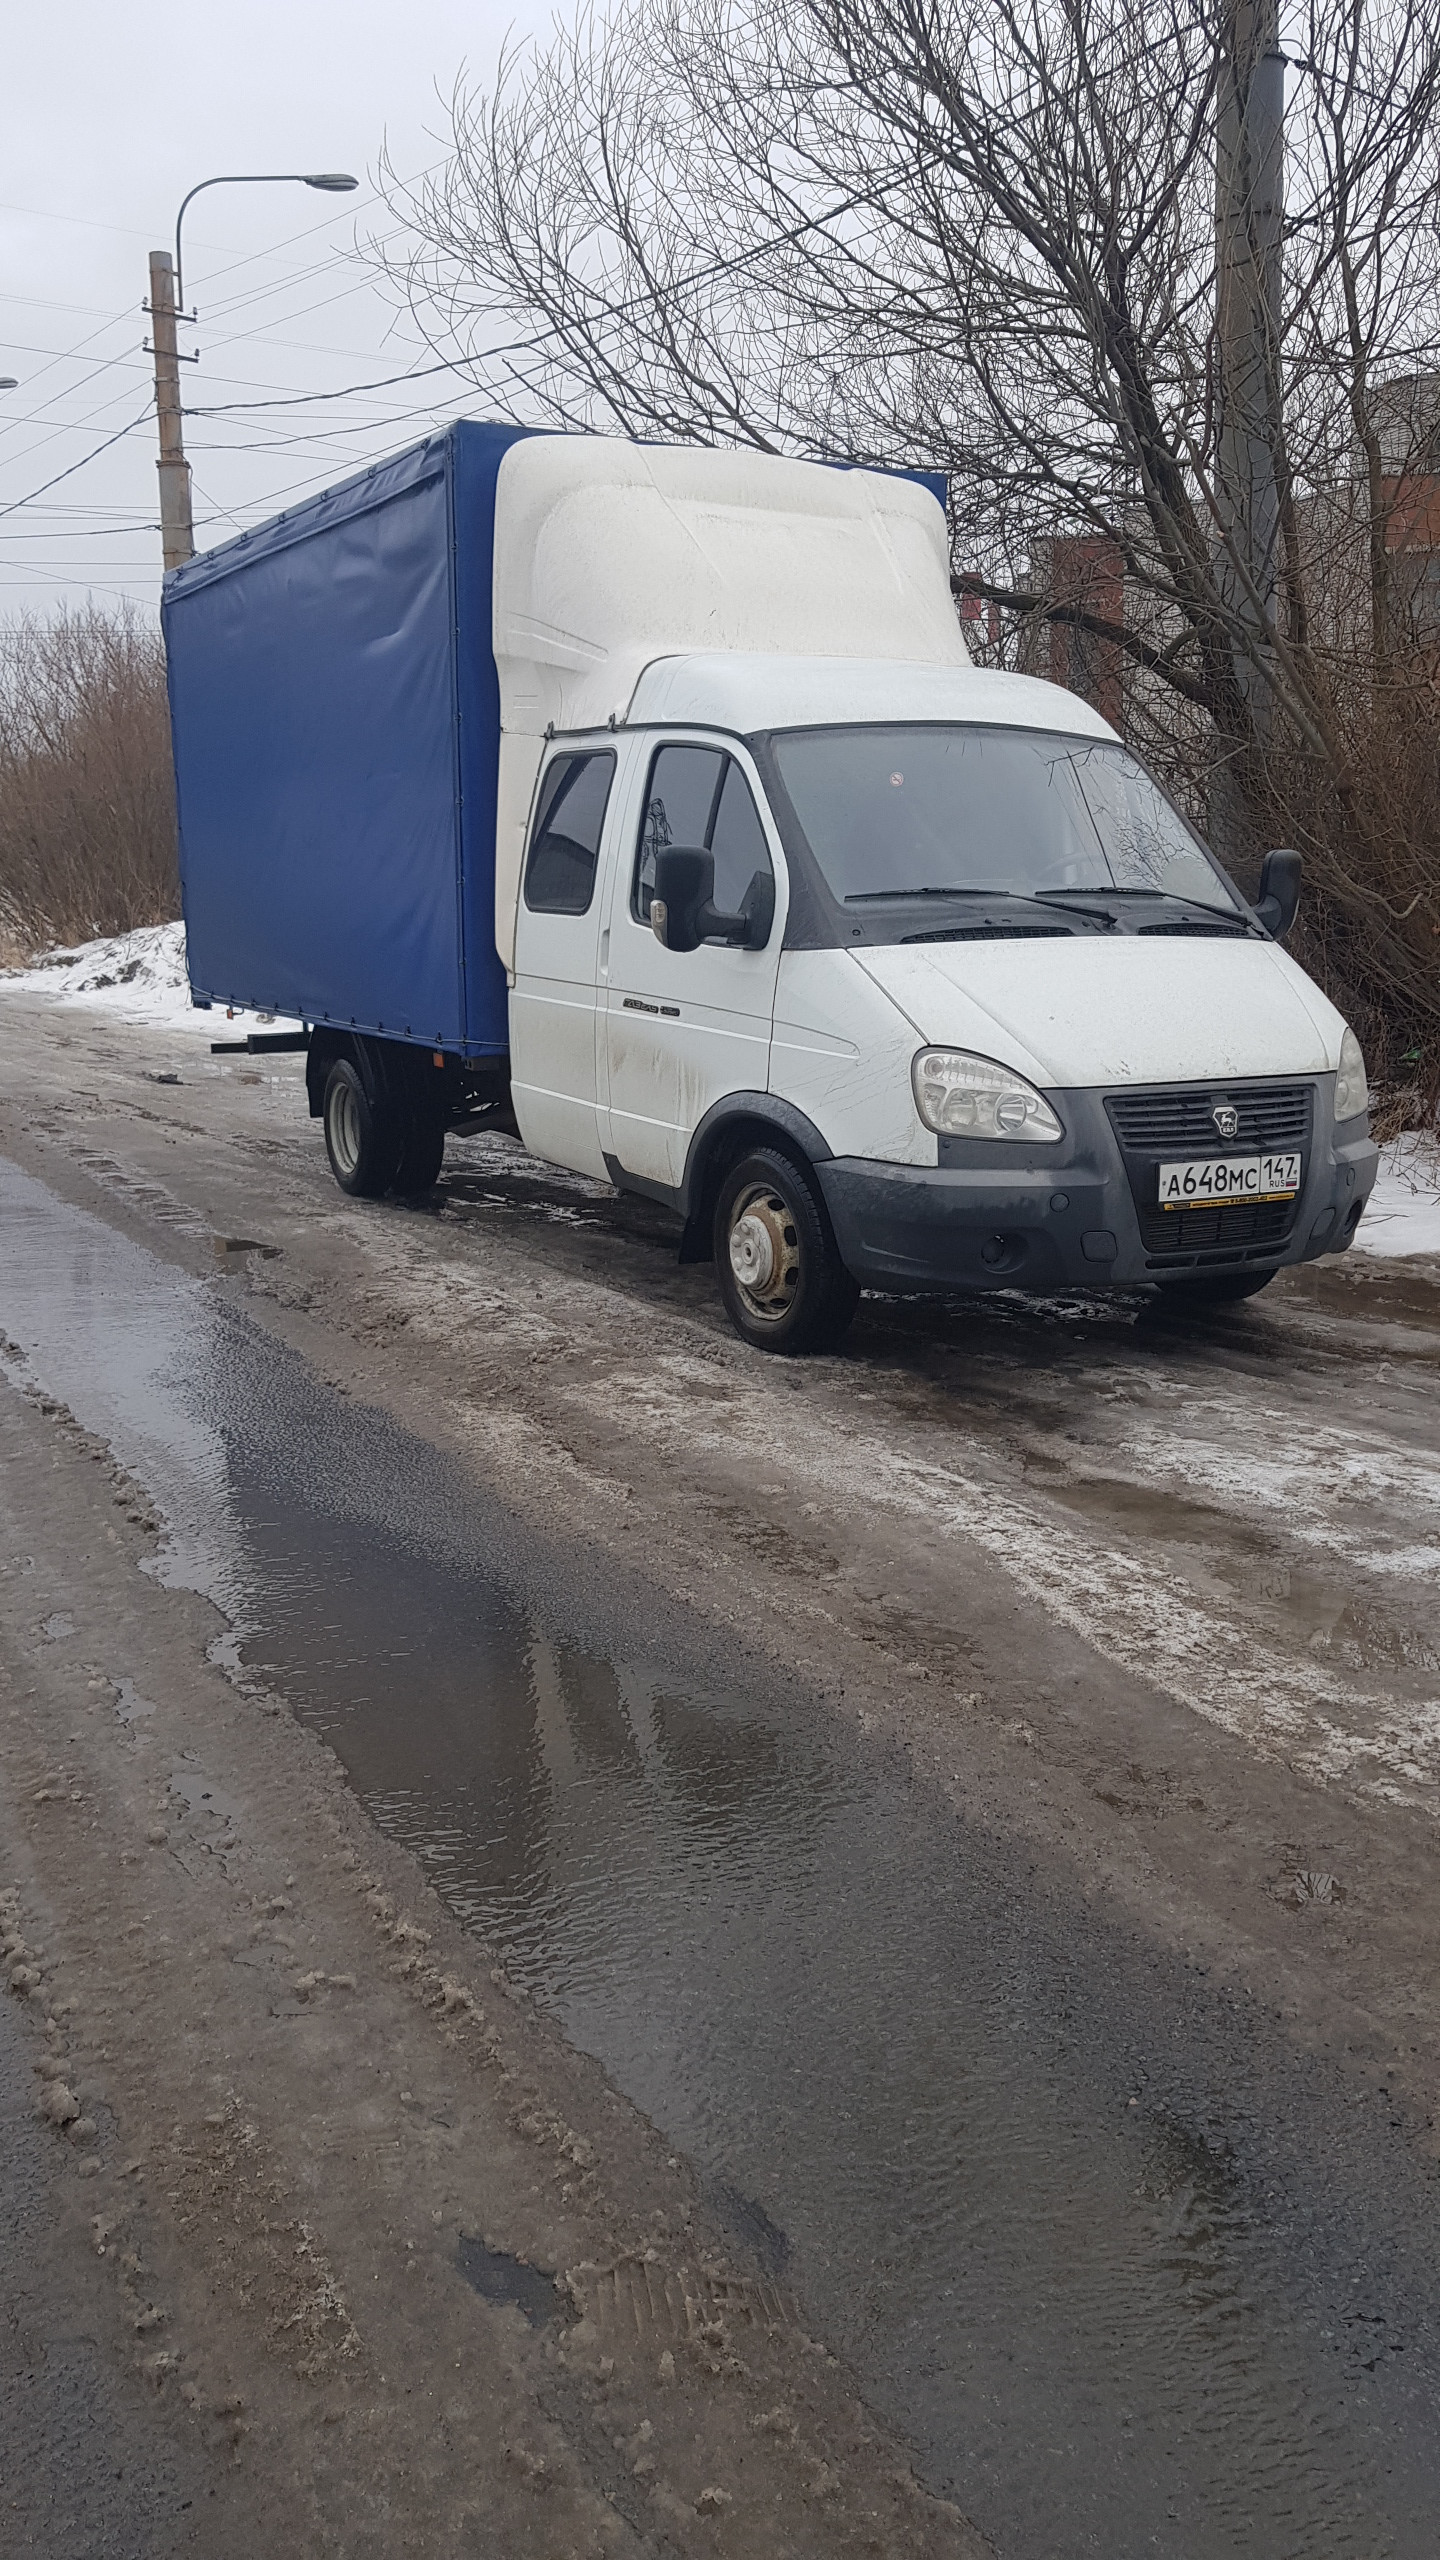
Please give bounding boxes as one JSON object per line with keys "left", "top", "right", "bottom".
{"left": 632, "top": 744, "right": 774, "bottom": 929}
{"left": 523, "top": 750, "right": 616, "bottom": 915}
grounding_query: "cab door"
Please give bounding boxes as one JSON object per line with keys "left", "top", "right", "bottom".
{"left": 602, "top": 738, "right": 785, "bottom": 1191}
{"left": 510, "top": 744, "right": 618, "bottom": 1178}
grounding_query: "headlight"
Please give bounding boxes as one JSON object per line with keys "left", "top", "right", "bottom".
{"left": 1335, "top": 1026, "right": 1369, "bottom": 1123}
{"left": 912, "top": 1048, "right": 1063, "bottom": 1142}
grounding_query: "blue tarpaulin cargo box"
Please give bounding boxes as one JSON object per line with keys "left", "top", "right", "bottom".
{"left": 162, "top": 420, "right": 533, "bottom": 1056}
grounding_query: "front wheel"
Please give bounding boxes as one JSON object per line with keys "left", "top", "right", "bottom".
{"left": 713, "top": 1147, "right": 859, "bottom": 1354}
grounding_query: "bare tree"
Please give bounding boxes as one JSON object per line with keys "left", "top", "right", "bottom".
{"left": 386, "top": 0, "right": 1440, "bottom": 1089}
{"left": 0, "top": 605, "right": 178, "bottom": 956}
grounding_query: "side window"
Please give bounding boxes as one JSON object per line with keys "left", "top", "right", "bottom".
{"left": 523, "top": 751, "right": 615, "bottom": 916}
{"left": 709, "top": 759, "right": 772, "bottom": 917}
{"left": 631, "top": 744, "right": 774, "bottom": 929}
{"left": 633, "top": 745, "right": 724, "bottom": 921}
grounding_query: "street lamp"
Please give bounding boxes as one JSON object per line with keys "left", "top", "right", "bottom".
{"left": 173, "top": 170, "right": 358, "bottom": 317}
{"left": 149, "top": 169, "right": 359, "bottom": 574}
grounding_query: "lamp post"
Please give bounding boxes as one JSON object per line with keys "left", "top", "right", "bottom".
{"left": 148, "top": 171, "right": 358, "bottom": 573}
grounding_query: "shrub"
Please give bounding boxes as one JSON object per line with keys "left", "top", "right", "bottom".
{"left": 0, "top": 604, "right": 178, "bottom": 956}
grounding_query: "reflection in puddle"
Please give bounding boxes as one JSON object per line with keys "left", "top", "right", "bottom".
{"left": 2, "top": 1157, "right": 1438, "bottom": 2559}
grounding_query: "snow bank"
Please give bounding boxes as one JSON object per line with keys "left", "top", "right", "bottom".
{"left": 0, "top": 923, "right": 298, "bottom": 1040}
{"left": 1353, "top": 1129, "right": 1440, "bottom": 1262}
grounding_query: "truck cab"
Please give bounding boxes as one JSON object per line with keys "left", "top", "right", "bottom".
{"left": 509, "top": 651, "right": 1377, "bottom": 1350}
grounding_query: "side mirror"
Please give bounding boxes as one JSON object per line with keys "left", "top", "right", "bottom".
{"left": 651, "top": 846, "right": 773, "bottom": 951}
{"left": 651, "top": 845, "right": 713, "bottom": 951}
{"left": 1254, "top": 847, "right": 1302, "bottom": 941}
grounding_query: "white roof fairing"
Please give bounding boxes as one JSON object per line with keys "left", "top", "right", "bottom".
{"left": 623, "top": 652, "right": 1119, "bottom": 740}
{"left": 490, "top": 436, "right": 965, "bottom": 964}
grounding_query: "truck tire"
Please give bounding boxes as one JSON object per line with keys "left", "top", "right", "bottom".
{"left": 713, "top": 1147, "right": 859, "bottom": 1354}
{"left": 390, "top": 1111, "right": 446, "bottom": 1196}
{"left": 322, "top": 1057, "right": 403, "bottom": 1198}
{"left": 1160, "top": 1267, "right": 1278, "bottom": 1305}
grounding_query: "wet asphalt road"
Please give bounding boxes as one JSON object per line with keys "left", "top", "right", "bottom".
{"left": 3, "top": 1151, "right": 1440, "bottom": 2558}
{"left": 0, "top": 1977, "right": 221, "bottom": 2556}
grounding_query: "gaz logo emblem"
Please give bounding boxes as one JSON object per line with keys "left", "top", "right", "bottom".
{"left": 1212, "top": 1103, "right": 1240, "bottom": 1139}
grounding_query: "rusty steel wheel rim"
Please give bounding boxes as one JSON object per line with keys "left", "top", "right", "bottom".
{"left": 726, "top": 1182, "right": 801, "bottom": 1324}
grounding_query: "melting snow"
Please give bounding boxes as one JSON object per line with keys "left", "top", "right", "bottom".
{"left": 0, "top": 922, "right": 299, "bottom": 1039}
{"left": 1353, "top": 1129, "right": 1440, "bottom": 1262}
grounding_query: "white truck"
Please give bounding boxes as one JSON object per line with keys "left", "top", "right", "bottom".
{"left": 164, "top": 425, "right": 1377, "bottom": 1353}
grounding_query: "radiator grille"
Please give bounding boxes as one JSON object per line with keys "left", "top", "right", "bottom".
{"left": 1138, "top": 1197, "right": 1297, "bottom": 1261}
{"left": 1107, "top": 1083, "right": 1312, "bottom": 1154}
{"left": 1107, "top": 1081, "right": 1315, "bottom": 1267}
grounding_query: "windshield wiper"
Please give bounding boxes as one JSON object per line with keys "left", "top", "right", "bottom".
{"left": 845, "top": 886, "right": 1112, "bottom": 922}
{"left": 1097, "top": 887, "right": 1253, "bottom": 927}
{"left": 1028, "top": 890, "right": 1118, "bottom": 925}
{"left": 844, "top": 885, "right": 1004, "bottom": 902}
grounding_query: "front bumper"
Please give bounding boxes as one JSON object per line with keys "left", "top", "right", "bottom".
{"left": 816, "top": 1079, "right": 1379, "bottom": 1295}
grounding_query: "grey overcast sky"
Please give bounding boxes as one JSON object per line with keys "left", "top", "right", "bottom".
{"left": 0, "top": 0, "right": 555, "bottom": 614}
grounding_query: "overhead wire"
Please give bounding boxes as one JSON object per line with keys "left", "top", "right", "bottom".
{"left": 0, "top": 189, "right": 398, "bottom": 482}
{"left": 0, "top": 156, "right": 462, "bottom": 582}
{"left": 0, "top": 405, "right": 156, "bottom": 525}
{"left": 0, "top": 522, "right": 160, "bottom": 540}
{"left": 0, "top": 313, "right": 146, "bottom": 460}
{"left": 183, "top": 356, "right": 462, "bottom": 414}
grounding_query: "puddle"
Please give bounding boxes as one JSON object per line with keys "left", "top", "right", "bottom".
{"left": 454, "top": 2235, "right": 565, "bottom": 2326}
{"left": 2, "top": 1155, "right": 1439, "bottom": 2558}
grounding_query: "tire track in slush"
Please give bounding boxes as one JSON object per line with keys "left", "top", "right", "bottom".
{"left": 570, "top": 1361, "right": 1440, "bottom": 1814}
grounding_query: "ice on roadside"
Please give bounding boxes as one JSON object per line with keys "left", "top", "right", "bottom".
{"left": 0, "top": 920, "right": 300, "bottom": 1041}
{"left": 1353, "top": 1129, "right": 1440, "bottom": 1263}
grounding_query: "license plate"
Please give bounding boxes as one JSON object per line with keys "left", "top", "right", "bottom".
{"left": 1157, "top": 1152, "right": 1302, "bottom": 1208}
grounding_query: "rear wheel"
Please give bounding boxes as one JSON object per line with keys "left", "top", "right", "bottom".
{"left": 390, "top": 1110, "right": 446, "bottom": 1196}
{"left": 322, "top": 1058, "right": 403, "bottom": 1198}
{"left": 1160, "top": 1267, "right": 1278, "bottom": 1306}
{"left": 713, "top": 1147, "right": 859, "bottom": 1354}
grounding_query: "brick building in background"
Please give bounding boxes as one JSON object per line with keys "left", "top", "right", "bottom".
{"left": 1017, "top": 375, "right": 1440, "bottom": 744}
{"left": 1373, "top": 373, "right": 1440, "bottom": 646}
{"left": 1023, "top": 533, "right": 1127, "bottom": 729}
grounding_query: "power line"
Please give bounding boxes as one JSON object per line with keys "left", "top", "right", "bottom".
{"left": 0, "top": 374, "right": 156, "bottom": 485}
{"left": 0, "top": 308, "right": 143, "bottom": 458}
{"left": 0, "top": 159, "right": 463, "bottom": 587}
{"left": 0, "top": 180, "right": 426, "bottom": 532}
{"left": 184, "top": 357, "right": 463, "bottom": 415}
{"left": 0, "top": 406, "right": 155, "bottom": 525}
{"left": 0, "top": 373, "right": 157, "bottom": 432}
{"left": 0, "top": 524, "right": 159, "bottom": 540}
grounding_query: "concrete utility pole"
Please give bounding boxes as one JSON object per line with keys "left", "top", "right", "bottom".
{"left": 1215, "top": 0, "right": 1284, "bottom": 726}
{"left": 147, "top": 250, "right": 194, "bottom": 571}
{"left": 146, "top": 174, "right": 356, "bottom": 575}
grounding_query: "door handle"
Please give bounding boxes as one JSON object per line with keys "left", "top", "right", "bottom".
{"left": 599, "top": 927, "right": 610, "bottom": 979}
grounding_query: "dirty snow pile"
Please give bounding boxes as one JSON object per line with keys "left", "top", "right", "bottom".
{"left": 0, "top": 922, "right": 297, "bottom": 1040}
{"left": 1354, "top": 1128, "right": 1440, "bottom": 1262}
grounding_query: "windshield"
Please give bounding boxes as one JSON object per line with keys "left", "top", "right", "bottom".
{"left": 768, "top": 724, "right": 1240, "bottom": 913}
